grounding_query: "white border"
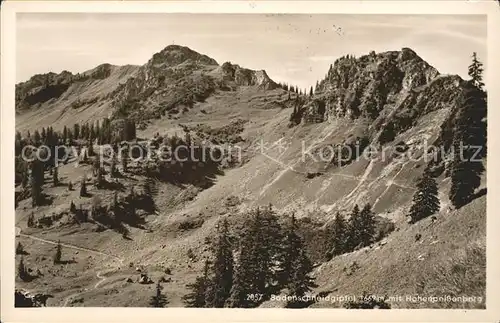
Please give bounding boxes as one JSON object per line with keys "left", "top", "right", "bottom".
{"left": 1, "top": 1, "right": 499, "bottom": 323}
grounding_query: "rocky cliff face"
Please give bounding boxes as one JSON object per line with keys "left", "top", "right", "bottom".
{"left": 297, "top": 48, "right": 465, "bottom": 149}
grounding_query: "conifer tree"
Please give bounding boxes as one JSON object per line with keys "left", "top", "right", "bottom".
{"left": 52, "top": 166, "right": 59, "bottom": 186}
{"left": 70, "top": 200, "right": 76, "bottom": 213}
{"left": 182, "top": 260, "right": 210, "bottom": 307}
{"left": 278, "top": 213, "right": 303, "bottom": 287}
{"left": 408, "top": 169, "right": 440, "bottom": 223}
{"left": 309, "top": 86, "right": 313, "bottom": 96}
{"left": 30, "top": 159, "right": 44, "bottom": 207}
{"left": 18, "top": 256, "right": 29, "bottom": 281}
{"left": 121, "top": 151, "right": 128, "bottom": 173}
{"left": 227, "top": 236, "right": 260, "bottom": 308}
{"left": 149, "top": 282, "right": 168, "bottom": 307}
{"left": 329, "top": 212, "right": 348, "bottom": 258}
{"left": 80, "top": 176, "right": 87, "bottom": 197}
{"left": 205, "top": 218, "right": 234, "bottom": 308}
{"left": 53, "top": 240, "right": 62, "bottom": 264}
{"left": 281, "top": 215, "right": 317, "bottom": 308}
{"left": 68, "top": 181, "right": 73, "bottom": 191}
{"left": 357, "top": 204, "right": 376, "bottom": 248}
{"left": 27, "top": 212, "right": 35, "bottom": 228}
{"left": 95, "top": 167, "right": 104, "bottom": 189}
{"left": 468, "top": 52, "right": 485, "bottom": 90}
{"left": 16, "top": 242, "right": 25, "bottom": 255}
{"left": 449, "top": 81, "right": 486, "bottom": 208}
{"left": 346, "top": 204, "right": 360, "bottom": 250}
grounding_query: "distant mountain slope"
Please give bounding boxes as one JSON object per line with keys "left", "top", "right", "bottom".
{"left": 15, "top": 45, "right": 279, "bottom": 132}
{"left": 14, "top": 45, "right": 486, "bottom": 308}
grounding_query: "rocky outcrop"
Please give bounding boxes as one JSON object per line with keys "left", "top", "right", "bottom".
{"left": 221, "top": 62, "right": 278, "bottom": 90}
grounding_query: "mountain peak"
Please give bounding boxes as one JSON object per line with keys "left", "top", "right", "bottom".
{"left": 148, "top": 45, "right": 219, "bottom": 67}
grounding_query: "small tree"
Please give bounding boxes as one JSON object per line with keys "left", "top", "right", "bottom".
{"left": 27, "top": 212, "right": 35, "bottom": 228}
{"left": 329, "top": 212, "right": 348, "bottom": 258}
{"left": 358, "top": 204, "right": 376, "bottom": 248}
{"left": 468, "top": 52, "right": 484, "bottom": 90}
{"left": 79, "top": 176, "right": 87, "bottom": 197}
{"left": 53, "top": 240, "right": 62, "bottom": 264}
{"left": 70, "top": 200, "right": 77, "bottom": 214}
{"left": 68, "top": 181, "right": 73, "bottom": 191}
{"left": 149, "top": 282, "right": 168, "bottom": 307}
{"left": 183, "top": 260, "right": 210, "bottom": 307}
{"left": 18, "top": 256, "right": 29, "bottom": 281}
{"left": 53, "top": 166, "right": 59, "bottom": 187}
{"left": 408, "top": 169, "right": 440, "bottom": 223}
{"left": 16, "top": 242, "right": 26, "bottom": 255}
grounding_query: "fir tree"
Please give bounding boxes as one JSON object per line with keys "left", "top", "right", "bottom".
{"left": 282, "top": 214, "right": 317, "bottom": 308}
{"left": 95, "top": 167, "right": 104, "bottom": 188}
{"left": 357, "top": 204, "right": 376, "bottom": 248}
{"left": 52, "top": 166, "right": 59, "bottom": 186}
{"left": 70, "top": 200, "right": 76, "bottom": 213}
{"left": 27, "top": 212, "right": 35, "bottom": 228}
{"left": 16, "top": 242, "right": 26, "bottom": 255}
{"left": 468, "top": 52, "right": 485, "bottom": 90}
{"left": 329, "top": 212, "right": 348, "bottom": 258}
{"left": 278, "top": 213, "right": 303, "bottom": 287}
{"left": 149, "top": 282, "right": 168, "bottom": 307}
{"left": 122, "top": 152, "right": 128, "bottom": 173}
{"left": 182, "top": 260, "right": 210, "bottom": 307}
{"left": 18, "top": 256, "right": 29, "bottom": 281}
{"left": 62, "top": 126, "right": 68, "bottom": 144}
{"left": 449, "top": 81, "right": 486, "bottom": 208}
{"left": 346, "top": 204, "right": 361, "bottom": 251}
{"left": 53, "top": 240, "right": 62, "bottom": 264}
{"left": 205, "top": 218, "right": 234, "bottom": 308}
{"left": 30, "top": 159, "right": 44, "bottom": 207}
{"left": 408, "top": 169, "right": 440, "bottom": 223}
{"left": 80, "top": 176, "right": 87, "bottom": 197}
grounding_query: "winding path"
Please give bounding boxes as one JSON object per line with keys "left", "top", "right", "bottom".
{"left": 17, "top": 227, "right": 125, "bottom": 307}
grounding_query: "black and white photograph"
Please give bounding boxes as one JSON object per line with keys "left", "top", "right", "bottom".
{"left": 1, "top": 1, "right": 499, "bottom": 321}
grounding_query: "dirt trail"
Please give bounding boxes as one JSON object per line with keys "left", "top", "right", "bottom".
{"left": 17, "top": 227, "right": 125, "bottom": 306}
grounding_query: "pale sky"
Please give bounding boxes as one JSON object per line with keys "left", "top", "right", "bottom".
{"left": 16, "top": 13, "right": 487, "bottom": 89}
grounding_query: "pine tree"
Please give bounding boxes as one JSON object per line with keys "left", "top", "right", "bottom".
{"left": 52, "top": 166, "right": 59, "bottom": 186}
{"left": 16, "top": 242, "right": 25, "bottom": 255}
{"left": 122, "top": 149, "right": 128, "bottom": 172}
{"left": 70, "top": 200, "right": 76, "bottom": 213}
{"left": 278, "top": 213, "right": 303, "bottom": 287}
{"left": 182, "top": 260, "right": 210, "bottom": 307}
{"left": 80, "top": 176, "right": 87, "bottom": 197}
{"left": 282, "top": 215, "right": 317, "bottom": 308}
{"left": 329, "top": 212, "right": 348, "bottom": 258}
{"left": 309, "top": 86, "right": 313, "bottom": 96}
{"left": 205, "top": 218, "right": 234, "bottom": 308}
{"left": 357, "top": 204, "right": 376, "bottom": 248}
{"left": 149, "top": 282, "right": 168, "bottom": 307}
{"left": 468, "top": 52, "right": 485, "bottom": 90}
{"left": 62, "top": 126, "right": 68, "bottom": 144}
{"left": 346, "top": 204, "right": 360, "bottom": 251}
{"left": 408, "top": 169, "right": 440, "bottom": 223}
{"left": 30, "top": 159, "right": 44, "bottom": 207}
{"left": 449, "top": 81, "right": 486, "bottom": 208}
{"left": 73, "top": 123, "right": 80, "bottom": 140}
{"left": 53, "top": 240, "right": 62, "bottom": 264}
{"left": 27, "top": 212, "right": 35, "bottom": 228}
{"left": 95, "top": 167, "right": 104, "bottom": 188}
{"left": 18, "top": 256, "right": 29, "bottom": 281}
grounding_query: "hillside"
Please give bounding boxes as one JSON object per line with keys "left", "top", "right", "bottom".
{"left": 14, "top": 45, "right": 486, "bottom": 308}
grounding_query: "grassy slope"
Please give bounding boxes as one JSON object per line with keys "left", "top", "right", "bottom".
{"left": 15, "top": 82, "right": 486, "bottom": 307}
